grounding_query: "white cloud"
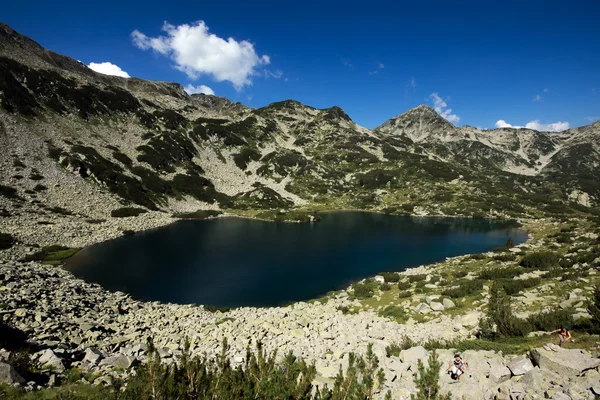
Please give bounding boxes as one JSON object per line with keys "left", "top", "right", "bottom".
{"left": 429, "top": 93, "right": 460, "bottom": 123}
{"left": 543, "top": 88, "right": 549, "bottom": 92}
{"left": 264, "top": 69, "right": 283, "bottom": 79}
{"left": 586, "top": 116, "right": 599, "bottom": 122}
{"left": 406, "top": 77, "right": 417, "bottom": 88}
{"left": 378, "top": 63, "right": 384, "bottom": 69}
{"left": 533, "top": 94, "right": 542, "bottom": 101}
{"left": 494, "top": 119, "right": 570, "bottom": 132}
{"left": 88, "top": 62, "right": 130, "bottom": 78}
{"left": 184, "top": 84, "right": 214, "bottom": 95}
{"left": 132, "top": 21, "right": 270, "bottom": 90}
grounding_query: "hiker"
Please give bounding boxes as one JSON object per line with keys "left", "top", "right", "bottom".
{"left": 549, "top": 326, "right": 572, "bottom": 347}
{"left": 447, "top": 353, "right": 468, "bottom": 381}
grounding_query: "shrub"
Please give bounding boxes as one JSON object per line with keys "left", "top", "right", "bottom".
{"left": 587, "top": 286, "right": 600, "bottom": 334}
{"left": 0, "top": 185, "right": 19, "bottom": 199}
{"left": 408, "top": 274, "right": 427, "bottom": 283}
{"left": 33, "top": 184, "right": 47, "bottom": 192}
{"left": 381, "top": 272, "right": 400, "bottom": 282}
{"left": 398, "top": 291, "right": 412, "bottom": 298}
{"left": 520, "top": 251, "right": 559, "bottom": 269}
{"left": 468, "top": 253, "right": 487, "bottom": 260}
{"left": 499, "top": 278, "right": 541, "bottom": 295}
{"left": 493, "top": 253, "right": 517, "bottom": 262}
{"left": 352, "top": 283, "right": 375, "bottom": 299}
{"left": 111, "top": 207, "right": 148, "bottom": 218}
{"left": 527, "top": 308, "right": 574, "bottom": 332}
{"left": 122, "top": 230, "right": 135, "bottom": 236}
{"left": 29, "top": 173, "right": 44, "bottom": 181}
{"left": 480, "top": 282, "right": 532, "bottom": 339}
{"left": 441, "top": 279, "right": 484, "bottom": 298}
{"left": 379, "top": 305, "right": 406, "bottom": 322}
{"left": 478, "top": 266, "right": 523, "bottom": 280}
{"left": 385, "top": 336, "right": 416, "bottom": 357}
{"left": 0, "top": 233, "right": 15, "bottom": 250}
{"left": 397, "top": 281, "right": 411, "bottom": 290}
{"left": 22, "top": 245, "right": 79, "bottom": 265}
{"left": 454, "top": 270, "right": 468, "bottom": 278}
{"left": 380, "top": 283, "right": 392, "bottom": 291}
{"left": 203, "top": 305, "right": 231, "bottom": 313}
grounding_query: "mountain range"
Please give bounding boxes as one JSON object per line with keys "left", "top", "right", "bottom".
{"left": 1, "top": 21, "right": 599, "bottom": 222}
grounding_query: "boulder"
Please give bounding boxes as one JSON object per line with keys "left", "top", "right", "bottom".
{"left": 530, "top": 347, "right": 600, "bottom": 377}
{"left": 38, "top": 349, "right": 65, "bottom": 372}
{"left": 399, "top": 346, "right": 428, "bottom": 366}
{"left": 519, "top": 368, "right": 544, "bottom": 390}
{"left": 442, "top": 298, "right": 456, "bottom": 309}
{"left": 98, "top": 355, "right": 136, "bottom": 369}
{"left": 551, "top": 392, "right": 571, "bottom": 400}
{"left": 430, "top": 302, "right": 444, "bottom": 312}
{"left": 0, "top": 362, "right": 25, "bottom": 384}
{"left": 507, "top": 355, "right": 534, "bottom": 376}
{"left": 488, "top": 363, "right": 511, "bottom": 384}
{"left": 83, "top": 347, "right": 103, "bottom": 365}
{"left": 416, "top": 303, "right": 432, "bottom": 314}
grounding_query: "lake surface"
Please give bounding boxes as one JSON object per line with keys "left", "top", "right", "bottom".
{"left": 65, "top": 212, "right": 527, "bottom": 307}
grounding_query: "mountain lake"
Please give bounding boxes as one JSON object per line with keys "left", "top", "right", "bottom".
{"left": 64, "top": 212, "right": 527, "bottom": 307}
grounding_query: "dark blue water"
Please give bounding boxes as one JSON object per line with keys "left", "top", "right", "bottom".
{"left": 65, "top": 212, "right": 526, "bottom": 307}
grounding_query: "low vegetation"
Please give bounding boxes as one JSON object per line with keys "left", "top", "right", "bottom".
{"left": 22, "top": 245, "right": 79, "bottom": 266}
{"left": 0, "top": 233, "right": 15, "bottom": 250}
{"left": 111, "top": 207, "right": 148, "bottom": 218}
{"left": 172, "top": 210, "right": 222, "bottom": 220}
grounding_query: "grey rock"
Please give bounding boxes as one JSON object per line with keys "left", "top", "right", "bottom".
{"left": 83, "top": 347, "right": 103, "bottom": 365}
{"left": 0, "top": 362, "right": 25, "bottom": 384}
{"left": 442, "top": 298, "right": 456, "bottom": 309}
{"left": 38, "top": 349, "right": 65, "bottom": 372}
{"left": 488, "top": 363, "right": 511, "bottom": 384}
{"left": 98, "top": 355, "right": 136, "bottom": 369}
{"left": 551, "top": 393, "right": 571, "bottom": 400}
{"left": 430, "top": 302, "right": 444, "bottom": 312}
{"left": 531, "top": 347, "right": 600, "bottom": 377}
{"left": 507, "top": 355, "right": 534, "bottom": 376}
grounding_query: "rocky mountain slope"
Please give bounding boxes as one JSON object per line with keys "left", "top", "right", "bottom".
{"left": 1, "top": 22, "right": 599, "bottom": 236}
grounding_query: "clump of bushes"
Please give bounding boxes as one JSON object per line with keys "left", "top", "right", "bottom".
{"left": 351, "top": 282, "right": 375, "bottom": 299}
{"left": 0, "top": 233, "right": 15, "bottom": 250}
{"left": 380, "top": 283, "right": 392, "bottom": 291}
{"left": 520, "top": 251, "right": 559, "bottom": 269}
{"left": 397, "top": 280, "right": 411, "bottom": 290}
{"left": 398, "top": 291, "right": 412, "bottom": 298}
{"left": 498, "top": 277, "right": 541, "bottom": 295}
{"left": 111, "top": 207, "right": 148, "bottom": 218}
{"left": 385, "top": 336, "right": 416, "bottom": 357}
{"left": 380, "top": 272, "right": 400, "bottom": 282}
{"left": 478, "top": 266, "right": 523, "bottom": 280}
{"left": 441, "top": 279, "right": 484, "bottom": 298}
{"left": 379, "top": 305, "right": 407, "bottom": 322}
{"left": 408, "top": 274, "right": 427, "bottom": 283}
{"left": 0, "top": 184, "right": 19, "bottom": 199}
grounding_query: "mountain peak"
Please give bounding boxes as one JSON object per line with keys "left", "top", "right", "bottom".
{"left": 375, "top": 104, "right": 457, "bottom": 142}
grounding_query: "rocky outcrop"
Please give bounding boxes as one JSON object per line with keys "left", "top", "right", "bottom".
{"left": 531, "top": 345, "right": 600, "bottom": 377}
{"left": 0, "top": 362, "right": 25, "bottom": 384}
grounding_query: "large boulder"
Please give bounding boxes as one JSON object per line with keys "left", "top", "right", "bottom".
{"left": 399, "top": 346, "right": 428, "bottom": 366}
{"left": 83, "top": 347, "right": 103, "bottom": 365}
{"left": 507, "top": 355, "right": 534, "bottom": 376}
{"left": 430, "top": 302, "right": 444, "bottom": 312}
{"left": 488, "top": 363, "right": 511, "bottom": 384}
{"left": 442, "top": 298, "right": 456, "bottom": 309}
{"left": 0, "top": 362, "right": 25, "bottom": 384}
{"left": 530, "top": 347, "right": 600, "bottom": 377}
{"left": 98, "top": 355, "right": 137, "bottom": 369}
{"left": 37, "top": 349, "right": 65, "bottom": 372}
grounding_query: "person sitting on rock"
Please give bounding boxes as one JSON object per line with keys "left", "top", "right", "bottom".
{"left": 447, "top": 353, "right": 468, "bottom": 381}
{"left": 549, "top": 326, "right": 572, "bottom": 347}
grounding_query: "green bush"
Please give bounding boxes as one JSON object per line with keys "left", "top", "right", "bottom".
{"left": 385, "top": 336, "right": 416, "bottom": 357}
{"left": 527, "top": 308, "right": 574, "bottom": 332}
{"left": 111, "top": 207, "right": 148, "bottom": 218}
{"left": 408, "top": 274, "right": 427, "bottom": 283}
{"left": 380, "top": 272, "right": 400, "bottom": 282}
{"left": 0, "top": 233, "right": 14, "bottom": 250}
{"left": 441, "top": 279, "right": 484, "bottom": 298}
{"left": 413, "top": 351, "right": 450, "bottom": 400}
{"left": 397, "top": 281, "right": 411, "bottom": 290}
{"left": 468, "top": 253, "right": 487, "bottom": 260}
{"left": 398, "top": 291, "right": 411, "bottom": 298}
{"left": 454, "top": 270, "right": 468, "bottom": 278}
{"left": 588, "top": 286, "right": 600, "bottom": 334}
{"left": 520, "top": 251, "right": 559, "bottom": 269}
{"left": 499, "top": 278, "right": 541, "bottom": 296}
{"left": 352, "top": 283, "right": 375, "bottom": 299}
{"left": 380, "top": 283, "right": 392, "bottom": 291}
{"left": 478, "top": 266, "right": 523, "bottom": 280}
{"left": 379, "top": 305, "right": 407, "bottom": 322}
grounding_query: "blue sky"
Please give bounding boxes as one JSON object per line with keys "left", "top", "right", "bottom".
{"left": 2, "top": 0, "right": 599, "bottom": 130}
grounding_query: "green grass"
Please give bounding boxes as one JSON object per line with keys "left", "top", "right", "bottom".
{"left": 22, "top": 246, "right": 80, "bottom": 265}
